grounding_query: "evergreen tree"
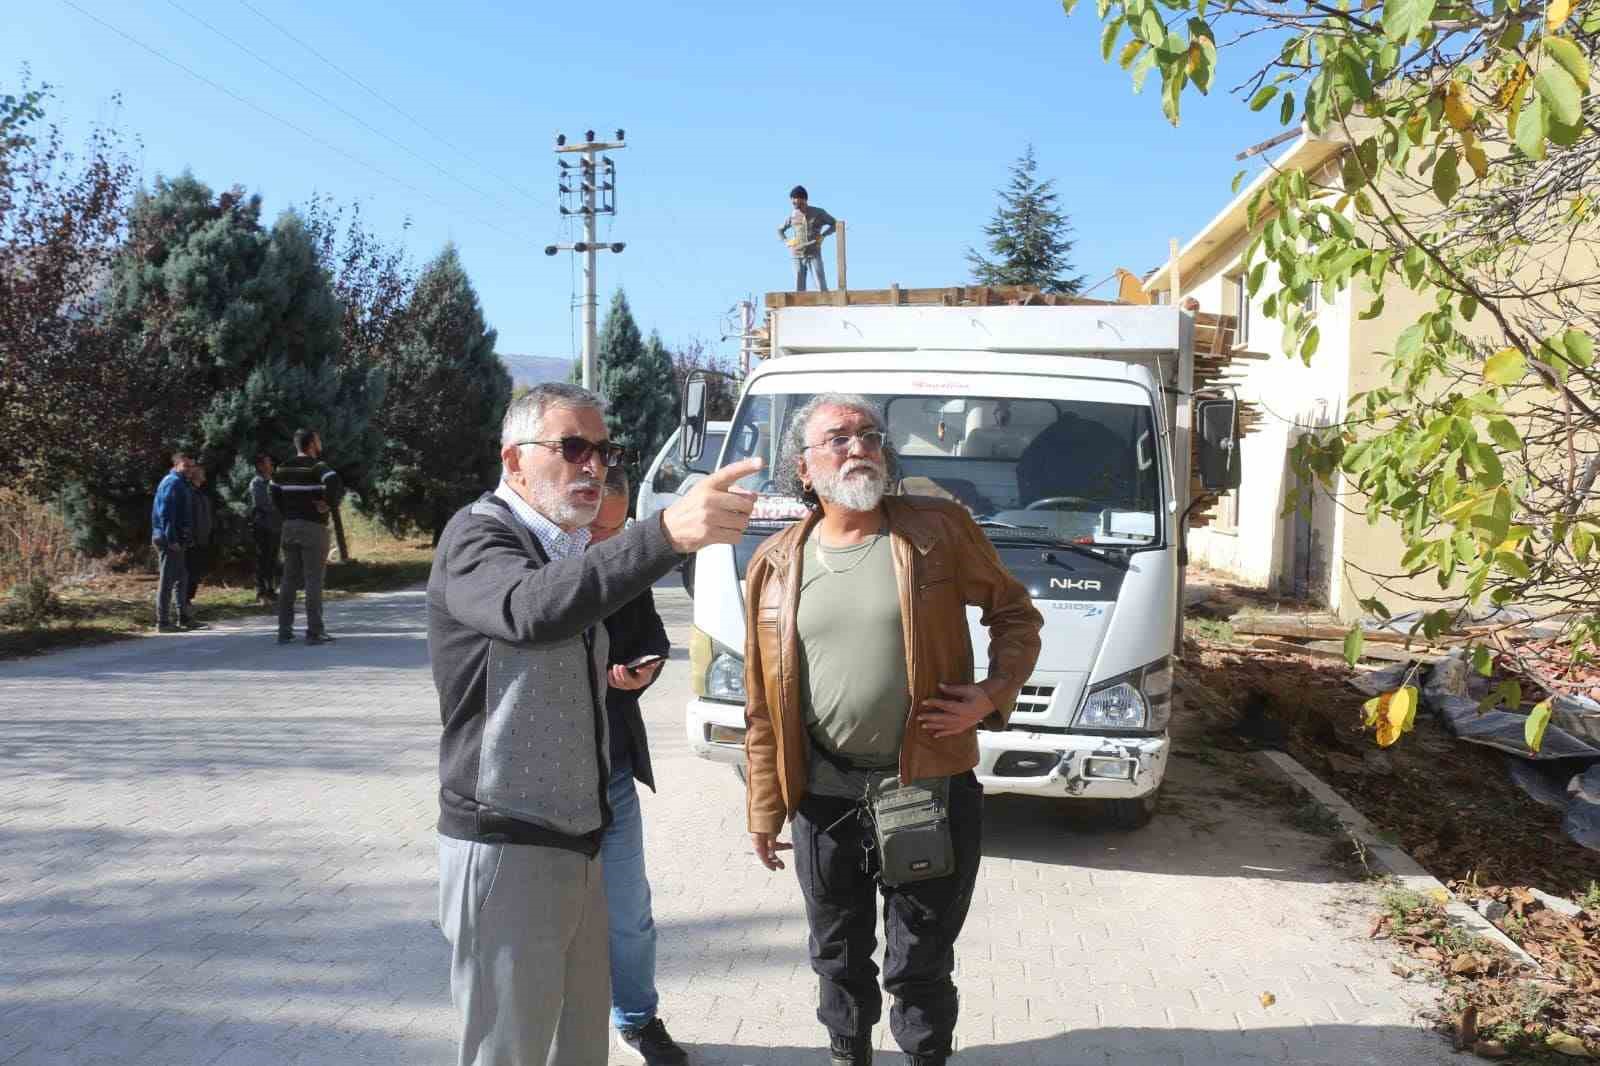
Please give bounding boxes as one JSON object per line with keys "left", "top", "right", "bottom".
{"left": 361, "top": 245, "right": 511, "bottom": 543}
{"left": 58, "top": 173, "right": 381, "bottom": 553}
{"left": 966, "top": 145, "right": 1084, "bottom": 295}
{"left": 596, "top": 290, "right": 677, "bottom": 493}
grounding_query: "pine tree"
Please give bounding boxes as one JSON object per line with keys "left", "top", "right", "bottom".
{"left": 58, "top": 173, "right": 380, "bottom": 553}
{"left": 361, "top": 245, "right": 510, "bottom": 543}
{"left": 966, "top": 145, "right": 1084, "bottom": 295}
{"left": 596, "top": 290, "right": 677, "bottom": 493}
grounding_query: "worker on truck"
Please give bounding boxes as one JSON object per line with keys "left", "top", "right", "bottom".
{"left": 742, "top": 393, "right": 1043, "bottom": 1066}
{"left": 778, "top": 184, "right": 836, "bottom": 293}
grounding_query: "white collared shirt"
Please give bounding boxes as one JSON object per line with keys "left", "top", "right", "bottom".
{"left": 494, "top": 481, "right": 591, "bottom": 561}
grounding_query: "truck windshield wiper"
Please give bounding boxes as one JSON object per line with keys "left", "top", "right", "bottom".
{"left": 979, "top": 523, "right": 1132, "bottom": 570}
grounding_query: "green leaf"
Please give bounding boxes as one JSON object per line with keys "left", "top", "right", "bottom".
{"left": 1140, "top": 7, "right": 1167, "bottom": 44}
{"left": 1402, "top": 245, "right": 1427, "bottom": 287}
{"left": 1525, "top": 699, "right": 1552, "bottom": 754}
{"left": 1432, "top": 147, "right": 1460, "bottom": 205}
{"left": 1497, "top": 551, "right": 1531, "bottom": 579}
{"left": 1301, "top": 325, "right": 1321, "bottom": 363}
{"left": 1395, "top": 322, "right": 1427, "bottom": 360}
{"left": 1343, "top": 626, "right": 1365, "bottom": 666}
{"left": 1101, "top": 18, "right": 1124, "bottom": 61}
{"left": 1483, "top": 347, "right": 1526, "bottom": 385}
{"left": 1063, "top": 0, "right": 1082, "bottom": 14}
{"left": 1535, "top": 64, "right": 1582, "bottom": 126}
{"left": 1250, "top": 84, "right": 1280, "bottom": 111}
{"left": 1231, "top": 168, "right": 1247, "bottom": 194}
{"left": 1516, "top": 94, "right": 1548, "bottom": 160}
{"left": 1562, "top": 329, "right": 1595, "bottom": 368}
{"left": 1544, "top": 35, "right": 1591, "bottom": 90}
{"left": 1279, "top": 89, "right": 1296, "bottom": 126}
{"left": 1575, "top": 525, "right": 1595, "bottom": 562}
{"left": 1382, "top": 0, "right": 1437, "bottom": 41}
{"left": 1471, "top": 644, "right": 1494, "bottom": 676}
{"left": 1131, "top": 48, "right": 1158, "bottom": 93}
{"left": 1487, "top": 417, "right": 1522, "bottom": 452}
{"left": 1119, "top": 36, "right": 1146, "bottom": 69}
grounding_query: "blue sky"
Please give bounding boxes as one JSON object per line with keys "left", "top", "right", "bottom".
{"left": 7, "top": 0, "right": 1285, "bottom": 362}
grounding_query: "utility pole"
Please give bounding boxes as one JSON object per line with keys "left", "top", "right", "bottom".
{"left": 545, "top": 129, "right": 627, "bottom": 394}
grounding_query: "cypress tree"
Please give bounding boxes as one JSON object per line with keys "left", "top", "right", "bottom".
{"left": 362, "top": 245, "right": 510, "bottom": 543}
{"left": 596, "top": 290, "right": 677, "bottom": 493}
{"left": 967, "top": 145, "right": 1085, "bottom": 295}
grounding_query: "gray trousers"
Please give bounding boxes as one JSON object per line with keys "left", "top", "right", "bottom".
{"left": 438, "top": 836, "right": 610, "bottom": 1066}
{"left": 795, "top": 251, "right": 828, "bottom": 292}
{"left": 154, "top": 541, "right": 188, "bottom": 624}
{"left": 278, "top": 519, "right": 330, "bottom": 637}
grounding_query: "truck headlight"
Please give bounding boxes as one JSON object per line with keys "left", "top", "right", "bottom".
{"left": 690, "top": 626, "right": 746, "bottom": 704}
{"left": 1074, "top": 656, "right": 1172, "bottom": 732}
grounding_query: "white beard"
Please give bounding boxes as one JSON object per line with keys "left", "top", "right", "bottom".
{"left": 814, "top": 460, "right": 886, "bottom": 513}
{"left": 531, "top": 479, "right": 602, "bottom": 528}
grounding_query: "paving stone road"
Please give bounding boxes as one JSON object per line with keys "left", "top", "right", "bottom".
{"left": 0, "top": 586, "right": 1460, "bottom": 1065}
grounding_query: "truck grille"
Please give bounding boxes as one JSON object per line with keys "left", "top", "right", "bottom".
{"left": 1013, "top": 685, "right": 1056, "bottom": 714}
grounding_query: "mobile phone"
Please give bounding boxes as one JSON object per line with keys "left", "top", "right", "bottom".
{"left": 626, "top": 654, "right": 665, "bottom": 671}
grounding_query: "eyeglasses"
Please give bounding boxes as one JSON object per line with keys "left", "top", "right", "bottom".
{"left": 806, "top": 429, "right": 886, "bottom": 454}
{"left": 515, "top": 437, "right": 627, "bottom": 468}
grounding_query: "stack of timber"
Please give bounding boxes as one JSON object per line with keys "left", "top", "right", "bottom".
{"left": 1186, "top": 313, "right": 1265, "bottom": 529}
{"left": 763, "top": 283, "right": 1122, "bottom": 309}
{"left": 1233, "top": 616, "right": 1456, "bottom": 664}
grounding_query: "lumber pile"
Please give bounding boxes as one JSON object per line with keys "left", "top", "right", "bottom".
{"left": 1233, "top": 616, "right": 1455, "bottom": 664}
{"left": 763, "top": 284, "right": 1121, "bottom": 309}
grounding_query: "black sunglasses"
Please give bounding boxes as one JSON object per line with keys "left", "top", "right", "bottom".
{"left": 515, "top": 437, "right": 627, "bottom": 468}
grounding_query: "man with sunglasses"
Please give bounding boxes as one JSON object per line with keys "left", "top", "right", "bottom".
{"left": 741, "top": 393, "right": 1041, "bottom": 1066}
{"left": 429, "top": 383, "right": 760, "bottom": 1066}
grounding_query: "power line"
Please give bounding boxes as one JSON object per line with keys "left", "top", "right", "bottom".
{"left": 234, "top": 0, "right": 545, "bottom": 206}
{"left": 57, "top": 0, "right": 528, "bottom": 241}
{"left": 163, "top": 0, "right": 522, "bottom": 215}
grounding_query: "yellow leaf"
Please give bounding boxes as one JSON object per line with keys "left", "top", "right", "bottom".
{"left": 1445, "top": 82, "right": 1477, "bottom": 130}
{"left": 1362, "top": 694, "right": 1385, "bottom": 728}
{"left": 1260, "top": 992, "right": 1277, "bottom": 1008}
{"left": 1484, "top": 347, "right": 1527, "bottom": 385}
{"left": 1390, "top": 686, "right": 1419, "bottom": 733}
{"left": 1376, "top": 717, "right": 1402, "bottom": 747}
{"left": 1465, "top": 142, "right": 1489, "bottom": 179}
{"left": 1428, "top": 887, "right": 1451, "bottom": 905}
{"left": 1544, "top": 1030, "right": 1594, "bottom": 1058}
{"left": 1548, "top": 0, "right": 1573, "bottom": 31}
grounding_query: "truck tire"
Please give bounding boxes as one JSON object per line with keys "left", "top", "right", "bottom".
{"left": 1108, "top": 789, "right": 1159, "bottom": 830}
{"left": 680, "top": 556, "right": 695, "bottom": 597}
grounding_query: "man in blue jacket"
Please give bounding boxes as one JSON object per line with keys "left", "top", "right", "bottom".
{"left": 151, "top": 451, "right": 198, "bottom": 632}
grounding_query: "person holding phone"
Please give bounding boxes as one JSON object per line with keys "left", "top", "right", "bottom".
{"left": 588, "top": 466, "right": 684, "bottom": 1065}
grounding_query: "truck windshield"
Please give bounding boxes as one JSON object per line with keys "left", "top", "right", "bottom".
{"left": 721, "top": 392, "right": 1162, "bottom": 546}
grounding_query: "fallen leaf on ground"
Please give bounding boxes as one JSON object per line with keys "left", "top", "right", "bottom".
{"left": 1454, "top": 1004, "right": 1479, "bottom": 1050}
{"left": 1473, "top": 1039, "right": 1510, "bottom": 1059}
{"left": 1546, "top": 1031, "right": 1595, "bottom": 1058}
{"left": 1259, "top": 992, "right": 1276, "bottom": 1008}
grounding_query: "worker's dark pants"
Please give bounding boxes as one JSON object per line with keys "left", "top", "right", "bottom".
{"left": 791, "top": 771, "right": 982, "bottom": 1060}
{"left": 253, "top": 527, "right": 280, "bottom": 598}
{"left": 153, "top": 541, "right": 188, "bottom": 625}
{"left": 795, "top": 252, "right": 828, "bottom": 292}
{"left": 185, "top": 544, "right": 212, "bottom": 605}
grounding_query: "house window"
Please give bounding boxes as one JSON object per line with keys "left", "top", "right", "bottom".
{"left": 1226, "top": 273, "right": 1250, "bottom": 346}
{"left": 1213, "top": 489, "right": 1241, "bottom": 532}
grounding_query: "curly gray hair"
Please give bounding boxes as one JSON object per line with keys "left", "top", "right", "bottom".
{"left": 777, "top": 392, "right": 897, "bottom": 507}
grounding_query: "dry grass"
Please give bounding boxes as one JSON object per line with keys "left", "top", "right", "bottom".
{"left": 0, "top": 501, "right": 434, "bottom": 660}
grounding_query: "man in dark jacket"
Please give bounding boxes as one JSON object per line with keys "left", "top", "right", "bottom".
{"left": 589, "top": 466, "right": 683, "bottom": 1065}
{"left": 250, "top": 453, "right": 282, "bottom": 606}
{"left": 184, "top": 464, "right": 215, "bottom": 613}
{"left": 270, "top": 429, "right": 343, "bottom": 645}
{"left": 151, "top": 451, "right": 196, "bottom": 632}
{"left": 427, "top": 382, "right": 760, "bottom": 1066}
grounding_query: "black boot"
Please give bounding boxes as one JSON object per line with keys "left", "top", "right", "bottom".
{"left": 828, "top": 1031, "right": 872, "bottom": 1065}
{"left": 908, "top": 1056, "right": 948, "bottom": 1066}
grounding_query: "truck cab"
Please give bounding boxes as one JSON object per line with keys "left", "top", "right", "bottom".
{"left": 681, "top": 299, "right": 1238, "bottom": 828}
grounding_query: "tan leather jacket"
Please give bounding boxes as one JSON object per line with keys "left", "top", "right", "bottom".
{"left": 742, "top": 495, "right": 1044, "bottom": 834}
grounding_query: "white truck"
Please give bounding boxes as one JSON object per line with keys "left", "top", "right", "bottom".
{"left": 677, "top": 294, "right": 1240, "bottom": 827}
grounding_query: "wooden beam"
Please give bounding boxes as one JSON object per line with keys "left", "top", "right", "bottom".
{"left": 1233, "top": 617, "right": 1460, "bottom": 647}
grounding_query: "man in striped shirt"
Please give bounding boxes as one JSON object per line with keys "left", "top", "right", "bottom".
{"left": 270, "top": 428, "right": 343, "bottom": 645}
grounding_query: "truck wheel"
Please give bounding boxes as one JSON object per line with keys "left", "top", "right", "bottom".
{"left": 1108, "top": 789, "right": 1159, "bottom": 830}
{"left": 680, "top": 556, "right": 695, "bottom": 597}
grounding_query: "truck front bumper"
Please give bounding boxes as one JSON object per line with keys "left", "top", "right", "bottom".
{"left": 688, "top": 699, "right": 1169, "bottom": 799}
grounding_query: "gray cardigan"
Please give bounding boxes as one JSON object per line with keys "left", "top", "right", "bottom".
{"left": 428, "top": 491, "right": 683, "bottom": 852}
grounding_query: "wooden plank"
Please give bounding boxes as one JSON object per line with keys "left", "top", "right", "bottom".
{"left": 1234, "top": 617, "right": 1460, "bottom": 647}
{"left": 762, "top": 284, "right": 1122, "bottom": 309}
{"left": 1249, "top": 637, "right": 1352, "bottom": 661}
{"left": 1303, "top": 640, "right": 1444, "bottom": 664}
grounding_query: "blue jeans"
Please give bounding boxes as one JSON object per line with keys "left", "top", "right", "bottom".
{"left": 795, "top": 252, "right": 828, "bottom": 292}
{"left": 601, "top": 757, "right": 659, "bottom": 1030}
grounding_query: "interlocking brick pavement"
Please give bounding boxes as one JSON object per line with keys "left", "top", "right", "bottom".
{"left": 0, "top": 586, "right": 1458, "bottom": 1065}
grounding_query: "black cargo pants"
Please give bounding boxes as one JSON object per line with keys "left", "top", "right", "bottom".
{"left": 791, "top": 770, "right": 983, "bottom": 1059}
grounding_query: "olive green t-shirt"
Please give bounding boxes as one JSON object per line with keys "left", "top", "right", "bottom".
{"left": 796, "top": 531, "right": 910, "bottom": 796}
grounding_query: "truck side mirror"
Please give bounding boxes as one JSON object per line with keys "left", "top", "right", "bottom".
{"left": 1195, "top": 397, "right": 1242, "bottom": 492}
{"left": 681, "top": 373, "right": 708, "bottom": 467}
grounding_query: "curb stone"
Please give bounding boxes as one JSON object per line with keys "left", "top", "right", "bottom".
{"left": 1255, "top": 748, "right": 1541, "bottom": 970}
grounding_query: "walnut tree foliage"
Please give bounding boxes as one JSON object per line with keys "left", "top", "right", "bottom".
{"left": 1067, "top": 0, "right": 1600, "bottom": 741}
